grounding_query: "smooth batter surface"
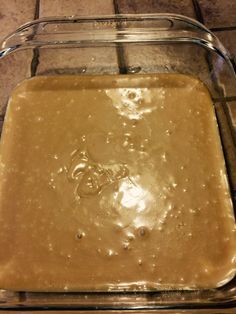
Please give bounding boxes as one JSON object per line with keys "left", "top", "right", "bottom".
{"left": 0, "top": 74, "right": 235, "bottom": 292}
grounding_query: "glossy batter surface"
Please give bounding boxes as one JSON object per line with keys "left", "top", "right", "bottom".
{"left": 0, "top": 74, "right": 235, "bottom": 291}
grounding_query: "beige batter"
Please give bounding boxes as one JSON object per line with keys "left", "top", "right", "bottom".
{"left": 0, "top": 74, "right": 235, "bottom": 292}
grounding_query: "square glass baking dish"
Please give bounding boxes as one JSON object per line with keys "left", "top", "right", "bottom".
{"left": 0, "top": 14, "right": 235, "bottom": 312}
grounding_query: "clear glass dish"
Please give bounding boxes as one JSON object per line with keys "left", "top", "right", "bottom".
{"left": 0, "top": 14, "right": 235, "bottom": 312}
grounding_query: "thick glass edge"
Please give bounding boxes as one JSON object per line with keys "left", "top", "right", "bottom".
{"left": 0, "top": 13, "right": 236, "bottom": 311}
{"left": 0, "top": 14, "right": 234, "bottom": 73}
{"left": 1, "top": 13, "right": 215, "bottom": 42}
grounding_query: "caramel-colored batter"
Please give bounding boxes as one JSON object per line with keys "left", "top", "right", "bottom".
{"left": 0, "top": 74, "right": 235, "bottom": 292}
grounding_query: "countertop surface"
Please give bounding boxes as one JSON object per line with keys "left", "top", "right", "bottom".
{"left": 0, "top": 0, "right": 235, "bottom": 57}
{"left": 0, "top": 1, "right": 235, "bottom": 120}
{"left": 0, "top": 1, "right": 236, "bottom": 312}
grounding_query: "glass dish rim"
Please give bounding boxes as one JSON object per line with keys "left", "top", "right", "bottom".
{"left": 0, "top": 13, "right": 234, "bottom": 69}
{"left": 0, "top": 13, "right": 235, "bottom": 311}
